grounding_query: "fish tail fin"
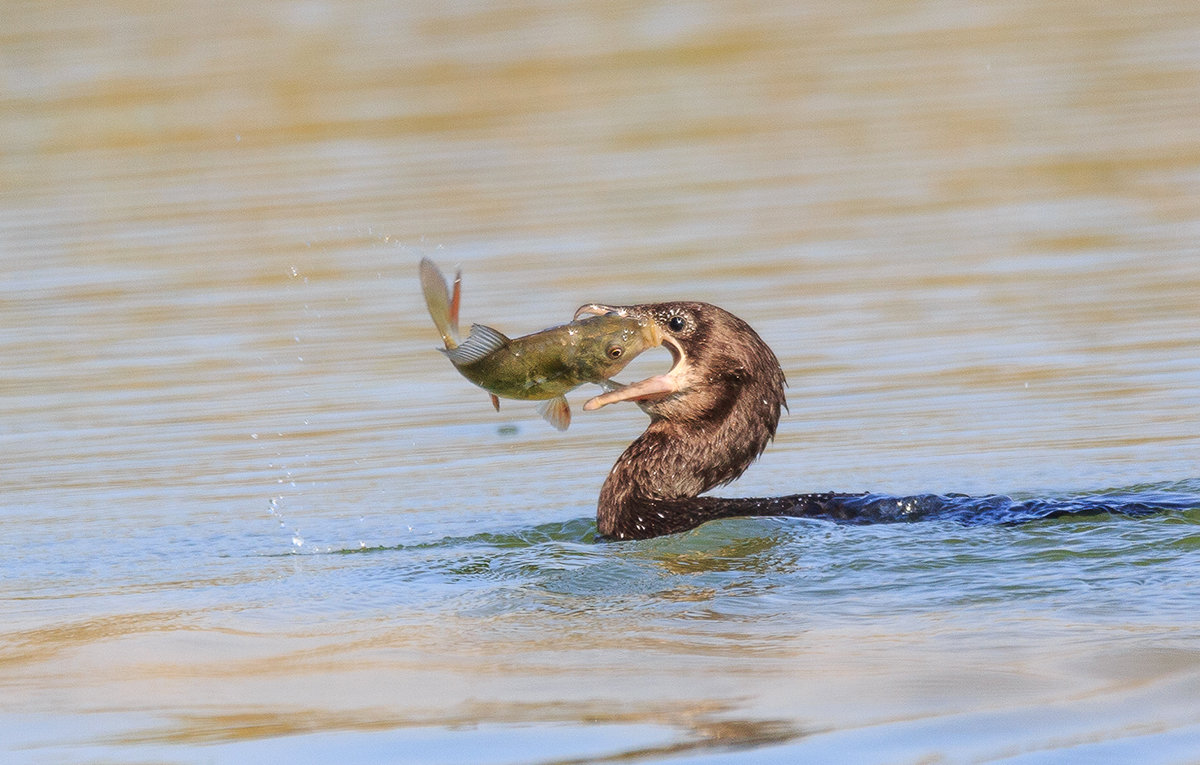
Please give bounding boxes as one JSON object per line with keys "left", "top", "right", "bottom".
{"left": 419, "top": 257, "right": 459, "bottom": 349}
{"left": 537, "top": 396, "right": 571, "bottom": 431}
{"left": 489, "top": 393, "right": 500, "bottom": 411}
{"left": 449, "top": 267, "right": 462, "bottom": 340}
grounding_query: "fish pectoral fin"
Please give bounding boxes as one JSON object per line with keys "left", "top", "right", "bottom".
{"left": 444, "top": 324, "right": 510, "bottom": 365}
{"left": 537, "top": 396, "right": 571, "bottom": 431}
{"left": 489, "top": 393, "right": 500, "bottom": 411}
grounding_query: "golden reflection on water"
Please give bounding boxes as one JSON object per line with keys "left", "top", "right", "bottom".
{"left": 3, "top": 0, "right": 1200, "bottom": 760}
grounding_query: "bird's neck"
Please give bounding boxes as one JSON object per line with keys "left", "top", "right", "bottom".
{"left": 598, "top": 415, "right": 768, "bottom": 539}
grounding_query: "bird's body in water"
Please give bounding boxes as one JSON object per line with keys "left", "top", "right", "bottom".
{"left": 419, "top": 258, "right": 661, "bottom": 430}
{"left": 575, "top": 301, "right": 1192, "bottom": 539}
{"left": 576, "top": 300, "right": 827, "bottom": 539}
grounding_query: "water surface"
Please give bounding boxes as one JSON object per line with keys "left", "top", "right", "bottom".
{"left": 3, "top": 0, "right": 1200, "bottom": 762}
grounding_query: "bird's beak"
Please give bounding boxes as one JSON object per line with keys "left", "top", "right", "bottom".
{"left": 574, "top": 304, "right": 624, "bottom": 320}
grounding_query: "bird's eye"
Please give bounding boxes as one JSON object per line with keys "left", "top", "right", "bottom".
{"left": 607, "top": 345, "right": 624, "bottom": 359}
{"left": 667, "top": 315, "right": 687, "bottom": 332}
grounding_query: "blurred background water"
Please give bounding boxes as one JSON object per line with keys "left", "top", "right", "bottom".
{"left": 2, "top": 0, "right": 1199, "bottom": 762}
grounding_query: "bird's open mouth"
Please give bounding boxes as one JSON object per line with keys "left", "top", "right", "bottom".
{"left": 573, "top": 303, "right": 686, "bottom": 411}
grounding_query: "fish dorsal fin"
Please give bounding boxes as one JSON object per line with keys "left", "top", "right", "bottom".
{"left": 537, "top": 396, "right": 571, "bottom": 431}
{"left": 444, "top": 323, "right": 509, "bottom": 365}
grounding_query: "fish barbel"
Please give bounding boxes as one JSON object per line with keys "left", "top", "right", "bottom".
{"left": 418, "top": 258, "right": 662, "bottom": 430}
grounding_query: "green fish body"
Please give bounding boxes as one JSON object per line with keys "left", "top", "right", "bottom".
{"left": 419, "top": 258, "right": 660, "bottom": 429}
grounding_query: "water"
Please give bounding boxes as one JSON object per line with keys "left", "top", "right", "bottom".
{"left": 3, "top": 0, "right": 1200, "bottom": 762}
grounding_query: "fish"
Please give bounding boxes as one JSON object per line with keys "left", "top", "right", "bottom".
{"left": 418, "top": 258, "right": 662, "bottom": 430}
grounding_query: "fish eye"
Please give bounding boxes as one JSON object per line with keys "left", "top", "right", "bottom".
{"left": 607, "top": 345, "right": 624, "bottom": 359}
{"left": 667, "top": 315, "right": 687, "bottom": 332}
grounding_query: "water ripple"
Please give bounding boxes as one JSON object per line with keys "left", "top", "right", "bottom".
{"left": 262, "top": 480, "right": 1200, "bottom": 630}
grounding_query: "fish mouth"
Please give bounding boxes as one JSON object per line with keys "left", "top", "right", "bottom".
{"left": 574, "top": 304, "right": 686, "bottom": 411}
